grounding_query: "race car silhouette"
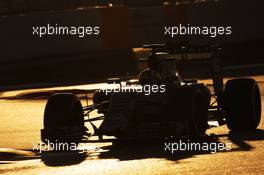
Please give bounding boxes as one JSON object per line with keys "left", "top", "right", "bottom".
{"left": 41, "top": 44, "right": 262, "bottom": 144}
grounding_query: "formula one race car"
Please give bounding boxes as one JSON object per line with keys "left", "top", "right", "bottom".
{"left": 41, "top": 44, "right": 262, "bottom": 145}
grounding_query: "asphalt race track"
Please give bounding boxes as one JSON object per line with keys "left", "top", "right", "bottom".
{"left": 0, "top": 79, "right": 264, "bottom": 175}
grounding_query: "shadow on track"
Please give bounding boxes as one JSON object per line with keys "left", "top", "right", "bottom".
{"left": 97, "top": 136, "right": 225, "bottom": 161}
{"left": 1, "top": 129, "right": 264, "bottom": 166}
{"left": 96, "top": 129, "right": 264, "bottom": 162}
{"left": 0, "top": 149, "right": 87, "bottom": 167}
{"left": 41, "top": 151, "right": 87, "bottom": 166}
{"left": 213, "top": 129, "right": 264, "bottom": 151}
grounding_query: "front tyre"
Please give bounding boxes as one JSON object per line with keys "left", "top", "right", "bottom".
{"left": 41, "top": 93, "right": 88, "bottom": 145}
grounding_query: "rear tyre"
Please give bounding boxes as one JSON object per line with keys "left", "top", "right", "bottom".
{"left": 189, "top": 85, "right": 210, "bottom": 138}
{"left": 224, "top": 78, "right": 261, "bottom": 131}
{"left": 41, "top": 93, "right": 87, "bottom": 146}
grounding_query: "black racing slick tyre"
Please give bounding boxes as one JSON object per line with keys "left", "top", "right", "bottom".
{"left": 189, "top": 85, "right": 211, "bottom": 137}
{"left": 224, "top": 78, "right": 261, "bottom": 131}
{"left": 41, "top": 93, "right": 87, "bottom": 144}
{"left": 167, "top": 85, "right": 210, "bottom": 138}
